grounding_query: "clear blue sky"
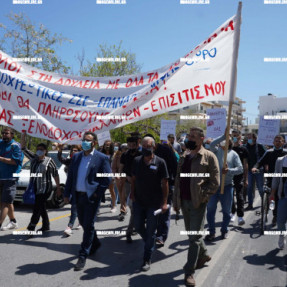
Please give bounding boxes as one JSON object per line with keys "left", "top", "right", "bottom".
{"left": 1, "top": 0, "right": 287, "bottom": 124}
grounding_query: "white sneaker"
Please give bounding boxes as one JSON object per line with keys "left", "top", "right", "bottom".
{"left": 238, "top": 217, "right": 245, "bottom": 226}
{"left": 230, "top": 213, "right": 236, "bottom": 222}
{"left": 75, "top": 224, "right": 82, "bottom": 230}
{"left": 111, "top": 207, "right": 117, "bottom": 213}
{"left": 278, "top": 235, "right": 286, "bottom": 250}
{"left": 1, "top": 221, "right": 18, "bottom": 231}
{"left": 64, "top": 227, "right": 72, "bottom": 236}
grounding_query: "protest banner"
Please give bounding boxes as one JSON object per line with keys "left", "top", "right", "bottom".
{"left": 160, "top": 120, "right": 176, "bottom": 140}
{"left": 206, "top": 108, "right": 226, "bottom": 139}
{"left": 257, "top": 116, "right": 280, "bottom": 145}
{"left": 0, "top": 12, "right": 239, "bottom": 143}
{"left": 97, "top": 130, "right": 111, "bottom": 147}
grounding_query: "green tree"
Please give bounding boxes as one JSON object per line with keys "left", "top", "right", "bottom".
{"left": 0, "top": 12, "right": 72, "bottom": 150}
{"left": 0, "top": 12, "right": 71, "bottom": 74}
{"left": 79, "top": 41, "right": 141, "bottom": 77}
{"left": 111, "top": 114, "right": 171, "bottom": 144}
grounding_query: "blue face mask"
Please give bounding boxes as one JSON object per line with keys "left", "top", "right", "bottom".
{"left": 248, "top": 139, "right": 253, "bottom": 145}
{"left": 81, "top": 141, "right": 92, "bottom": 151}
{"left": 233, "top": 137, "right": 238, "bottom": 143}
{"left": 114, "top": 146, "right": 119, "bottom": 152}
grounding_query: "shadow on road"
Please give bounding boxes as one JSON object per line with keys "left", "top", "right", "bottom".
{"left": 243, "top": 248, "right": 287, "bottom": 272}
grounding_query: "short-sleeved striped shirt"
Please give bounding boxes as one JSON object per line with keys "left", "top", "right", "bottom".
{"left": 23, "top": 148, "right": 58, "bottom": 195}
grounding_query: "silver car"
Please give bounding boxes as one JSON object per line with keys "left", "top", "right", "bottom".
{"left": 15, "top": 151, "right": 70, "bottom": 208}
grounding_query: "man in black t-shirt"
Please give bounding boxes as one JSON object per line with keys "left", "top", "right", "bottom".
{"left": 119, "top": 136, "right": 142, "bottom": 242}
{"left": 144, "top": 133, "right": 178, "bottom": 246}
{"left": 231, "top": 130, "right": 249, "bottom": 225}
{"left": 131, "top": 136, "right": 169, "bottom": 271}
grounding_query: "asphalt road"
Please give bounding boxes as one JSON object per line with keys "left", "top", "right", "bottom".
{"left": 0, "top": 193, "right": 286, "bottom": 287}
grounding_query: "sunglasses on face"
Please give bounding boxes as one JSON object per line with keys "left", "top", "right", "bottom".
{"left": 1, "top": 132, "right": 10, "bottom": 135}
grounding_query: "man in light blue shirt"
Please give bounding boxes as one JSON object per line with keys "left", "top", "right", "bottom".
{"left": 205, "top": 132, "right": 243, "bottom": 240}
{"left": 76, "top": 150, "right": 93, "bottom": 192}
{"left": 64, "top": 131, "right": 111, "bottom": 271}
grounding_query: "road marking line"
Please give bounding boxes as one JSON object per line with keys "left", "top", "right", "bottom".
{"left": 15, "top": 213, "right": 71, "bottom": 231}
{"left": 195, "top": 195, "right": 262, "bottom": 286}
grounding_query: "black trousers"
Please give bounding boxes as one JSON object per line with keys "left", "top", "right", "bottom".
{"left": 232, "top": 174, "right": 244, "bottom": 217}
{"left": 29, "top": 194, "right": 50, "bottom": 229}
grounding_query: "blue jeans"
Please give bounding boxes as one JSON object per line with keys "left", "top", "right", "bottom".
{"left": 76, "top": 192, "right": 102, "bottom": 258}
{"left": 68, "top": 202, "right": 78, "bottom": 228}
{"left": 207, "top": 184, "right": 233, "bottom": 235}
{"left": 133, "top": 201, "right": 158, "bottom": 262}
{"left": 247, "top": 171, "right": 264, "bottom": 205}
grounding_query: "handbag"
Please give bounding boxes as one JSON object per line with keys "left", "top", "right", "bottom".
{"left": 23, "top": 180, "right": 35, "bottom": 204}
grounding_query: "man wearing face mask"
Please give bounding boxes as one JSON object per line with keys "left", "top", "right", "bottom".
{"left": 130, "top": 131, "right": 142, "bottom": 151}
{"left": 119, "top": 136, "right": 142, "bottom": 242}
{"left": 231, "top": 130, "right": 249, "bottom": 225}
{"left": 131, "top": 136, "right": 169, "bottom": 271}
{"left": 21, "top": 132, "right": 61, "bottom": 232}
{"left": 143, "top": 133, "right": 178, "bottom": 247}
{"left": 245, "top": 133, "right": 266, "bottom": 210}
{"left": 206, "top": 131, "right": 243, "bottom": 241}
{"left": 0, "top": 127, "right": 23, "bottom": 231}
{"left": 251, "top": 135, "right": 287, "bottom": 225}
{"left": 168, "top": 134, "right": 182, "bottom": 154}
{"left": 173, "top": 127, "right": 220, "bottom": 287}
{"left": 64, "top": 131, "right": 111, "bottom": 271}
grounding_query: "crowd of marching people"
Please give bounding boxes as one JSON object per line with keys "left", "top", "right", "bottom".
{"left": 0, "top": 125, "right": 286, "bottom": 286}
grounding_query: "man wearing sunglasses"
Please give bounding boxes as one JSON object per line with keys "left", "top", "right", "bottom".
{"left": 64, "top": 131, "right": 111, "bottom": 271}
{"left": 0, "top": 127, "right": 23, "bottom": 231}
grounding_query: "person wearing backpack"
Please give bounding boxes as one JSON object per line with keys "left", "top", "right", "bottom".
{"left": 21, "top": 132, "right": 61, "bottom": 232}
{"left": 0, "top": 127, "right": 23, "bottom": 231}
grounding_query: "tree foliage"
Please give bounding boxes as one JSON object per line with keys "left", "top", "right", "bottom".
{"left": 0, "top": 12, "right": 71, "bottom": 74}
{"left": 0, "top": 12, "right": 72, "bottom": 150}
{"left": 79, "top": 41, "right": 141, "bottom": 77}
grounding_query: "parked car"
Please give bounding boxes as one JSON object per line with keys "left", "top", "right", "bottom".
{"left": 15, "top": 151, "right": 70, "bottom": 208}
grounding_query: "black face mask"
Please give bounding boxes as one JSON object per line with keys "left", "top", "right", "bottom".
{"left": 184, "top": 139, "right": 197, "bottom": 150}
{"left": 130, "top": 148, "right": 136, "bottom": 153}
{"left": 142, "top": 148, "right": 153, "bottom": 157}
